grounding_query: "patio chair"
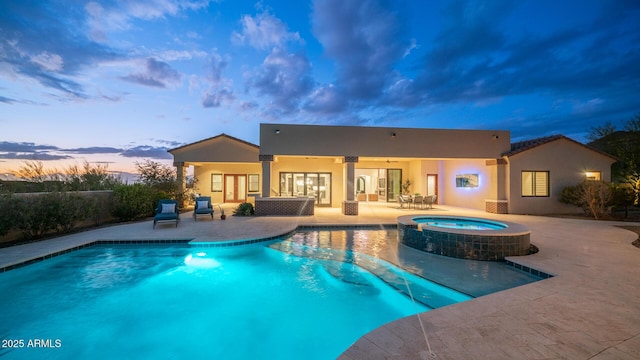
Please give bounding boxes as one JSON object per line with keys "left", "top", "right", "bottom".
{"left": 397, "top": 195, "right": 410, "bottom": 208}
{"left": 412, "top": 195, "right": 424, "bottom": 209}
{"left": 193, "top": 196, "right": 214, "bottom": 221}
{"left": 423, "top": 195, "right": 437, "bottom": 209}
{"left": 153, "top": 199, "right": 179, "bottom": 228}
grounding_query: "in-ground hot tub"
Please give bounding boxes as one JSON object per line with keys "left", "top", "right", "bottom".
{"left": 398, "top": 215, "right": 531, "bottom": 261}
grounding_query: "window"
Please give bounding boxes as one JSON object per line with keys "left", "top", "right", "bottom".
{"left": 522, "top": 171, "right": 549, "bottom": 197}
{"left": 211, "top": 174, "right": 223, "bottom": 192}
{"left": 279, "top": 172, "right": 332, "bottom": 206}
{"left": 585, "top": 171, "right": 601, "bottom": 181}
{"left": 248, "top": 174, "right": 260, "bottom": 192}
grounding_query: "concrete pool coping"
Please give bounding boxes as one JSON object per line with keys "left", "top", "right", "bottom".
{"left": 1, "top": 203, "right": 639, "bottom": 359}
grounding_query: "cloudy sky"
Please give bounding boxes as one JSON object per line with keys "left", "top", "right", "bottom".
{"left": 1, "top": 0, "right": 639, "bottom": 173}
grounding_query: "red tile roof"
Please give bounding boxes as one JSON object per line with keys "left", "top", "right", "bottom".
{"left": 504, "top": 134, "right": 616, "bottom": 160}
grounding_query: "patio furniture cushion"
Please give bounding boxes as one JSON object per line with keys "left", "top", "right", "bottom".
{"left": 154, "top": 199, "right": 179, "bottom": 228}
{"left": 161, "top": 203, "right": 176, "bottom": 213}
{"left": 196, "top": 200, "right": 208, "bottom": 209}
{"left": 193, "top": 196, "right": 214, "bottom": 221}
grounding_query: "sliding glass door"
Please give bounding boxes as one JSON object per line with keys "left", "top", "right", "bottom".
{"left": 279, "top": 172, "right": 331, "bottom": 206}
{"left": 386, "top": 169, "right": 402, "bottom": 202}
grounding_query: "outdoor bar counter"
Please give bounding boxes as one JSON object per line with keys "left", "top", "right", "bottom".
{"left": 254, "top": 197, "right": 315, "bottom": 216}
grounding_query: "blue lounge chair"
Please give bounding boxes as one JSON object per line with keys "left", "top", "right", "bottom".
{"left": 153, "top": 199, "right": 179, "bottom": 228}
{"left": 193, "top": 196, "right": 214, "bottom": 221}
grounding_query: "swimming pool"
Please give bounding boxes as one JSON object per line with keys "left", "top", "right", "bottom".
{"left": 0, "top": 229, "right": 487, "bottom": 360}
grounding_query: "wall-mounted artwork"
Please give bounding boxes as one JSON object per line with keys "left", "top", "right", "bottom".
{"left": 456, "top": 174, "right": 479, "bottom": 188}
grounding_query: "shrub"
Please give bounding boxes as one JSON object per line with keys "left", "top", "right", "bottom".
{"left": 11, "top": 192, "right": 92, "bottom": 239}
{"left": 55, "top": 192, "right": 93, "bottom": 233}
{"left": 233, "top": 202, "right": 255, "bottom": 216}
{"left": 609, "top": 183, "right": 635, "bottom": 218}
{"left": 0, "top": 192, "right": 16, "bottom": 236}
{"left": 582, "top": 181, "right": 612, "bottom": 220}
{"left": 111, "top": 184, "right": 157, "bottom": 221}
{"left": 560, "top": 181, "right": 613, "bottom": 219}
{"left": 1, "top": 192, "right": 99, "bottom": 240}
{"left": 13, "top": 194, "right": 57, "bottom": 239}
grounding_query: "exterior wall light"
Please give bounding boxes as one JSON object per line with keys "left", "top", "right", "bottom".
{"left": 391, "top": 132, "right": 396, "bottom": 138}
{"left": 275, "top": 129, "right": 280, "bottom": 134}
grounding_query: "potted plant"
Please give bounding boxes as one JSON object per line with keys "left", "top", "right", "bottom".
{"left": 401, "top": 179, "right": 412, "bottom": 195}
{"left": 220, "top": 209, "right": 226, "bottom": 220}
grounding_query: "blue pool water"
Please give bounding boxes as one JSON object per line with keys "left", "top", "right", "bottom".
{"left": 413, "top": 216, "right": 507, "bottom": 230}
{"left": 0, "top": 229, "right": 539, "bottom": 360}
{"left": 0, "top": 229, "right": 483, "bottom": 360}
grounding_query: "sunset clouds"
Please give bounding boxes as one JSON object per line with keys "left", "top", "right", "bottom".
{"left": 1, "top": 0, "right": 638, "bottom": 171}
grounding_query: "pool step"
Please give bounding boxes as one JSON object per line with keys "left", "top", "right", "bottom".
{"left": 320, "top": 261, "right": 382, "bottom": 297}
{"left": 269, "top": 241, "right": 472, "bottom": 309}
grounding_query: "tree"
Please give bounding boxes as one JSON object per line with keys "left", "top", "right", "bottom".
{"left": 588, "top": 114, "right": 640, "bottom": 204}
{"left": 588, "top": 121, "right": 616, "bottom": 142}
{"left": 136, "top": 160, "right": 175, "bottom": 185}
{"left": 14, "top": 160, "right": 64, "bottom": 191}
{"left": 63, "top": 161, "right": 122, "bottom": 191}
{"left": 134, "top": 159, "right": 180, "bottom": 199}
{"left": 15, "top": 160, "right": 50, "bottom": 182}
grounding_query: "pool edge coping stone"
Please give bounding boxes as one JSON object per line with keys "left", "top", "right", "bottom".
{"left": 0, "top": 224, "right": 397, "bottom": 271}
{"left": 1, "top": 223, "right": 554, "bottom": 280}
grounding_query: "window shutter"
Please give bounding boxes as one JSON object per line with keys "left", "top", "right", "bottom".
{"left": 535, "top": 172, "right": 548, "bottom": 196}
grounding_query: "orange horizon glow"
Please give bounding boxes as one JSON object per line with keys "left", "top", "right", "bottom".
{"left": 0, "top": 157, "right": 174, "bottom": 176}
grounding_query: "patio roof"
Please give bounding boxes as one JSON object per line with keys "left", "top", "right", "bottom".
{"left": 504, "top": 134, "right": 617, "bottom": 160}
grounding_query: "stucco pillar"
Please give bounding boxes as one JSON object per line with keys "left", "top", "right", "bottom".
{"left": 485, "top": 158, "right": 508, "bottom": 214}
{"left": 173, "top": 161, "right": 186, "bottom": 206}
{"left": 259, "top": 154, "right": 273, "bottom": 198}
{"left": 343, "top": 156, "right": 358, "bottom": 215}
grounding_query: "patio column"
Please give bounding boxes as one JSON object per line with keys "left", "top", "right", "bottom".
{"left": 485, "top": 158, "right": 508, "bottom": 214}
{"left": 259, "top": 154, "right": 273, "bottom": 198}
{"left": 343, "top": 156, "right": 358, "bottom": 215}
{"left": 173, "top": 161, "right": 186, "bottom": 206}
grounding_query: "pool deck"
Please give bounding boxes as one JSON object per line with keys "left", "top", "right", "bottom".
{"left": 1, "top": 203, "right": 639, "bottom": 359}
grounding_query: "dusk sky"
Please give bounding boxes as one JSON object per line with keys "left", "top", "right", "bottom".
{"left": 1, "top": 0, "right": 639, "bottom": 174}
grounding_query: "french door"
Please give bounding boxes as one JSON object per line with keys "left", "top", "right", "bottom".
{"left": 427, "top": 174, "right": 438, "bottom": 202}
{"left": 224, "top": 175, "right": 247, "bottom": 203}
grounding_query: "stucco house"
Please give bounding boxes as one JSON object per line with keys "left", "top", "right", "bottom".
{"left": 169, "top": 123, "right": 616, "bottom": 215}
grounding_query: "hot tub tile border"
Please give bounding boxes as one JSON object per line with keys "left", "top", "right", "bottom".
{"left": 505, "top": 259, "right": 555, "bottom": 279}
